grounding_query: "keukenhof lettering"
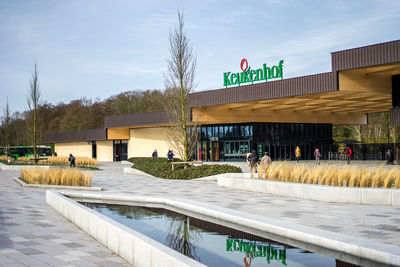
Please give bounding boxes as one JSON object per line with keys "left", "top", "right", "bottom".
{"left": 223, "top": 59, "right": 284, "bottom": 87}
{"left": 226, "top": 238, "right": 287, "bottom": 265}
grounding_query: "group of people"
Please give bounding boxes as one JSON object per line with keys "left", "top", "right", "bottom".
{"left": 247, "top": 145, "right": 356, "bottom": 176}
{"left": 247, "top": 150, "right": 272, "bottom": 178}
{"left": 152, "top": 149, "right": 174, "bottom": 161}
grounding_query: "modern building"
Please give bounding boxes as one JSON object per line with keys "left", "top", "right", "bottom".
{"left": 44, "top": 40, "right": 400, "bottom": 161}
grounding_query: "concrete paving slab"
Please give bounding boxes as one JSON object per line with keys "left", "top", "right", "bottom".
{"left": 2, "top": 160, "right": 400, "bottom": 265}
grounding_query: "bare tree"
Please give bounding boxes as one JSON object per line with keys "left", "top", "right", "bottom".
{"left": 27, "top": 63, "right": 41, "bottom": 162}
{"left": 2, "top": 97, "right": 11, "bottom": 156}
{"left": 164, "top": 11, "right": 198, "bottom": 161}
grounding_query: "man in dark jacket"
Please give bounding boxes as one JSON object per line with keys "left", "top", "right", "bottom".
{"left": 247, "top": 150, "right": 259, "bottom": 178}
{"left": 68, "top": 154, "right": 75, "bottom": 167}
{"left": 387, "top": 149, "right": 394, "bottom": 165}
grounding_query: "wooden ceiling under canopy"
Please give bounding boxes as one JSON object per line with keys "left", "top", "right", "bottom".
{"left": 192, "top": 62, "right": 399, "bottom": 126}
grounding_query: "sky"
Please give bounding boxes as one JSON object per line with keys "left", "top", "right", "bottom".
{"left": 0, "top": 0, "right": 399, "bottom": 114}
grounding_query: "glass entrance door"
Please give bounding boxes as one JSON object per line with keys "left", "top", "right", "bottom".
{"left": 113, "top": 140, "right": 128, "bottom": 161}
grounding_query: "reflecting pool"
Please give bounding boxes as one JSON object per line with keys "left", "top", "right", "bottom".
{"left": 81, "top": 203, "right": 359, "bottom": 267}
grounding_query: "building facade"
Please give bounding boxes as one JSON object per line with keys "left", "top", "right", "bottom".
{"left": 44, "top": 40, "right": 400, "bottom": 161}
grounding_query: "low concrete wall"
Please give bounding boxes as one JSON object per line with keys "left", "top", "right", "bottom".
{"left": 14, "top": 177, "right": 102, "bottom": 191}
{"left": 46, "top": 191, "right": 205, "bottom": 267}
{"left": 123, "top": 167, "right": 155, "bottom": 177}
{"left": 49, "top": 191, "right": 400, "bottom": 266}
{"left": 218, "top": 176, "right": 400, "bottom": 206}
{"left": 0, "top": 162, "right": 50, "bottom": 171}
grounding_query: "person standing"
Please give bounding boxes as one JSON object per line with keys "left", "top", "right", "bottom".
{"left": 344, "top": 147, "right": 352, "bottom": 164}
{"left": 387, "top": 149, "right": 394, "bottom": 165}
{"left": 295, "top": 146, "right": 301, "bottom": 163}
{"left": 167, "top": 150, "right": 174, "bottom": 161}
{"left": 314, "top": 147, "right": 321, "bottom": 165}
{"left": 68, "top": 153, "right": 75, "bottom": 167}
{"left": 152, "top": 149, "right": 158, "bottom": 158}
{"left": 247, "top": 150, "right": 259, "bottom": 178}
{"left": 396, "top": 147, "right": 400, "bottom": 165}
{"left": 258, "top": 152, "right": 272, "bottom": 179}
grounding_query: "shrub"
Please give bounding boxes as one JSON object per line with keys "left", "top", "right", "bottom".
{"left": 20, "top": 167, "right": 92, "bottom": 186}
{"left": 128, "top": 157, "right": 241, "bottom": 180}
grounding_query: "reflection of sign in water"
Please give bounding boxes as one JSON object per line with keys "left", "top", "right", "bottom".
{"left": 226, "top": 238, "right": 286, "bottom": 265}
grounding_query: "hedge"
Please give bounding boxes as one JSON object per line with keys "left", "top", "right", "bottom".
{"left": 128, "top": 157, "right": 242, "bottom": 180}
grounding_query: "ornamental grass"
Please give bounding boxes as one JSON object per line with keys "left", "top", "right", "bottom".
{"left": 257, "top": 162, "right": 400, "bottom": 189}
{"left": 20, "top": 167, "right": 92, "bottom": 186}
{"left": 15, "top": 156, "right": 97, "bottom": 166}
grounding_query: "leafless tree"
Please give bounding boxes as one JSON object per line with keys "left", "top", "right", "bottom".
{"left": 27, "top": 63, "right": 41, "bottom": 162}
{"left": 2, "top": 97, "right": 11, "bottom": 155}
{"left": 164, "top": 11, "right": 198, "bottom": 161}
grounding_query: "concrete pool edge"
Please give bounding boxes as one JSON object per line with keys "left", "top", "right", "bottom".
{"left": 217, "top": 176, "right": 400, "bottom": 206}
{"left": 46, "top": 190, "right": 205, "bottom": 267}
{"left": 47, "top": 190, "right": 400, "bottom": 266}
{"left": 14, "top": 177, "right": 102, "bottom": 191}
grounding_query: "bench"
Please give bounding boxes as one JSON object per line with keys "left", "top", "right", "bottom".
{"left": 171, "top": 161, "right": 203, "bottom": 170}
{"left": 29, "top": 157, "right": 48, "bottom": 164}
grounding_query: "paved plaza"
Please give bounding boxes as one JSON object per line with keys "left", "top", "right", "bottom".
{"left": 1, "top": 161, "right": 400, "bottom": 266}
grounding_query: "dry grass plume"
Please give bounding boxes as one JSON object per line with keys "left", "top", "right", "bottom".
{"left": 20, "top": 167, "right": 92, "bottom": 186}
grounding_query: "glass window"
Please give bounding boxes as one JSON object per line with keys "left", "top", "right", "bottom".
{"left": 225, "top": 142, "right": 231, "bottom": 154}
{"left": 212, "top": 126, "right": 217, "bottom": 137}
{"left": 240, "top": 126, "right": 245, "bottom": 138}
{"left": 234, "top": 141, "right": 239, "bottom": 154}
{"left": 244, "top": 125, "right": 250, "bottom": 137}
{"left": 249, "top": 125, "right": 253, "bottom": 137}
{"left": 207, "top": 127, "right": 212, "bottom": 138}
{"left": 201, "top": 127, "right": 207, "bottom": 139}
{"left": 219, "top": 126, "right": 224, "bottom": 138}
{"left": 229, "top": 126, "right": 233, "bottom": 137}
{"left": 232, "top": 125, "right": 238, "bottom": 137}
{"left": 299, "top": 124, "right": 304, "bottom": 136}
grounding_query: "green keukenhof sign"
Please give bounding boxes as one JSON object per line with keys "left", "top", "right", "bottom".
{"left": 223, "top": 59, "right": 284, "bottom": 87}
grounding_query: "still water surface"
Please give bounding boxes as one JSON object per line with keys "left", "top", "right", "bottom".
{"left": 82, "top": 203, "right": 358, "bottom": 267}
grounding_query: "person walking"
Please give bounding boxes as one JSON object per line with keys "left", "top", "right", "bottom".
{"left": 396, "top": 147, "right": 400, "bottom": 165}
{"left": 68, "top": 153, "right": 75, "bottom": 167}
{"left": 295, "top": 146, "right": 301, "bottom": 163}
{"left": 258, "top": 152, "right": 272, "bottom": 179}
{"left": 314, "top": 147, "right": 321, "bottom": 165}
{"left": 152, "top": 149, "right": 158, "bottom": 158}
{"left": 344, "top": 147, "right": 352, "bottom": 164}
{"left": 247, "top": 150, "right": 259, "bottom": 178}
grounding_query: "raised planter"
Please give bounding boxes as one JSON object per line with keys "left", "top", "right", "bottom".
{"left": 218, "top": 176, "right": 400, "bottom": 206}
{"left": 14, "top": 177, "right": 102, "bottom": 191}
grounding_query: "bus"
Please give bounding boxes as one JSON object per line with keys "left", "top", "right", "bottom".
{"left": 0, "top": 145, "right": 52, "bottom": 159}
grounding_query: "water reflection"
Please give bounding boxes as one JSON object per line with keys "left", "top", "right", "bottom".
{"left": 166, "top": 215, "right": 201, "bottom": 260}
{"left": 81, "top": 202, "right": 361, "bottom": 267}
